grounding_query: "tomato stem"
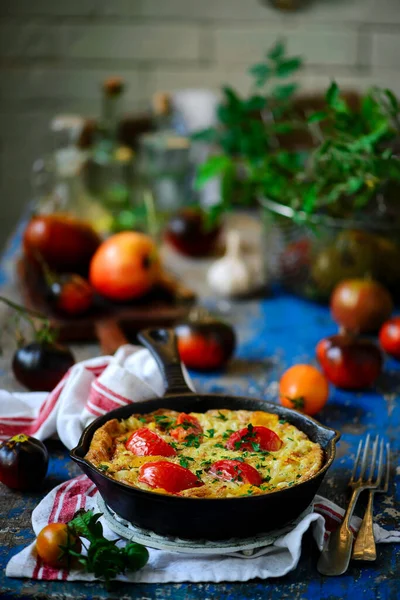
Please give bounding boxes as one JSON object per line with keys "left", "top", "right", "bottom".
{"left": 0, "top": 295, "right": 58, "bottom": 345}
{"left": 284, "top": 395, "right": 305, "bottom": 410}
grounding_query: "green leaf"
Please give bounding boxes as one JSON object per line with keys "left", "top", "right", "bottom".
{"left": 307, "top": 111, "right": 327, "bottom": 124}
{"left": 271, "top": 121, "right": 295, "bottom": 134}
{"left": 275, "top": 57, "right": 302, "bottom": 78}
{"left": 267, "top": 39, "right": 286, "bottom": 61}
{"left": 326, "top": 81, "right": 340, "bottom": 108}
{"left": 222, "top": 85, "right": 242, "bottom": 108}
{"left": 302, "top": 183, "right": 318, "bottom": 213}
{"left": 69, "top": 510, "right": 103, "bottom": 542}
{"left": 272, "top": 83, "right": 298, "bottom": 101}
{"left": 194, "top": 155, "right": 232, "bottom": 189}
{"left": 384, "top": 88, "right": 399, "bottom": 115}
{"left": 248, "top": 63, "right": 271, "bottom": 88}
{"left": 191, "top": 127, "right": 219, "bottom": 143}
{"left": 245, "top": 95, "right": 268, "bottom": 112}
{"left": 346, "top": 177, "right": 365, "bottom": 194}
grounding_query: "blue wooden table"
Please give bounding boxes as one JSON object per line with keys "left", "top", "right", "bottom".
{"left": 0, "top": 223, "right": 399, "bottom": 600}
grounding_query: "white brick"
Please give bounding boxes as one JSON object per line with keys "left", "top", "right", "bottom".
{"left": 148, "top": 66, "right": 252, "bottom": 96}
{"left": 297, "top": 0, "right": 400, "bottom": 25}
{"left": 0, "top": 21, "right": 64, "bottom": 58}
{"left": 1, "top": 0, "right": 140, "bottom": 17}
{"left": 0, "top": 68, "right": 144, "bottom": 103}
{"left": 371, "top": 32, "right": 400, "bottom": 69}
{"left": 138, "top": 0, "right": 278, "bottom": 21}
{"left": 63, "top": 24, "right": 201, "bottom": 61}
{"left": 213, "top": 25, "right": 359, "bottom": 66}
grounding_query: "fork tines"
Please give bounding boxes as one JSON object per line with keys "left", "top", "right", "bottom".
{"left": 350, "top": 435, "right": 390, "bottom": 490}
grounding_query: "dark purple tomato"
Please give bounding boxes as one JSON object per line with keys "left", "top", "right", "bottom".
{"left": 0, "top": 434, "right": 48, "bottom": 490}
{"left": 165, "top": 208, "right": 221, "bottom": 257}
{"left": 12, "top": 342, "right": 75, "bottom": 391}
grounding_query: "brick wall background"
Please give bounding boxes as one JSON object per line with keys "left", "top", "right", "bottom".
{"left": 0, "top": 0, "right": 399, "bottom": 248}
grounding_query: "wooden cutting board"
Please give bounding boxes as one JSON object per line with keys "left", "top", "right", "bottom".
{"left": 17, "top": 258, "right": 196, "bottom": 350}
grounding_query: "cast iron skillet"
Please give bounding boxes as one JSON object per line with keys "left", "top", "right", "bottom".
{"left": 71, "top": 328, "right": 340, "bottom": 540}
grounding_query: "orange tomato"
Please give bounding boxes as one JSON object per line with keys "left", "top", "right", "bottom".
{"left": 89, "top": 232, "right": 160, "bottom": 301}
{"left": 279, "top": 364, "right": 329, "bottom": 416}
{"left": 36, "top": 523, "right": 81, "bottom": 567}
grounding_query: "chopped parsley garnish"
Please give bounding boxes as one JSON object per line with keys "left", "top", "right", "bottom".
{"left": 214, "top": 443, "right": 224, "bottom": 449}
{"left": 207, "top": 429, "right": 215, "bottom": 438}
{"left": 287, "top": 437, "right": 294, "bottom": 441}
{"left": 247, "top": 487, "right": 253, "bottom": 495}
{"left": 179, "top": 456, "right": 195, "bottom": 469}
{"left": 279, "top": 419, "right": 286, "bottom": 424}
{"left": 201, "top": 459, "right": 212, "bottom": 467}
{"left": 263, "top": 475, "right": 271, "bottom": 483}
{"left": 154, "top": 414, "right": 175, "bottom": 430}
{"left": 296, "top": 474, "right": 301, "bottom": 478}
{"left": 138, "top": 416, "right": 147, "bottom": 423}
{"left": 216, "top": 470, "right": 223, "bottom": 475}
{"left": 251, "top": 442, "right": 261, "bottom": 452}
{"left": 182, "top": 434, "right": 201, "bottom": 448}
{"left": 98, "top": 464, "right": 109, "bottom": 472}
{"left": 170, "top": 441, "right": 178, "bottom": 450}
{"left": 234, "top": 456, "right": 245, "bottom": 463}
{"left": 217, "top": 411, "right": 228, "bottom": 421}
{"left": 195, "top": 470, "right": 203, "bottom": 478}
{"left": 179, "top": 420, "right": 194, "bottom": 430}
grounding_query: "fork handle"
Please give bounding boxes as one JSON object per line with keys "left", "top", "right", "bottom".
{"left": 352, "top": 490, "right": 376, "bottom": 561}
{"left": 317, "top": 488, "right": 361, "bottom": 576}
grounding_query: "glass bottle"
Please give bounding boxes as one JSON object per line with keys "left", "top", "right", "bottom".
{"left": 85, "top": 77, "right": 135, "bottom": 220}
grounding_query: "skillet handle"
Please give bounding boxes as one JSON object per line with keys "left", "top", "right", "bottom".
{"left": 138, "top": 328, "right": 193, "bottom": 396}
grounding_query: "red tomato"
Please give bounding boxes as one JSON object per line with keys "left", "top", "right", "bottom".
{"left": 89, "top": 231, "right": 160, "bottom": 301}
{"left": 138, "top": 460, "right": 204, "bottom": 494}
{"left": 170, "top": 413, "right": 203, "bottom": 443}
{"left": 379, "top": 317, "right": 400, "bottom": 360}
{"left": 36, "top": 523, "right": 81, "bottom": 567}
{"left": 125, "top": 428, "right": 176, "bottom": 457}
{"left": 226, "top": 425, "right": 282, "bottom": 452}
{"left": 209, "top": 460, "right": 262, "bottom": 486}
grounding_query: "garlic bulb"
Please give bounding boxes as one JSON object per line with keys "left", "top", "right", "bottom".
{"left": 207, "top": 230, "right": 253, "bottom": 296}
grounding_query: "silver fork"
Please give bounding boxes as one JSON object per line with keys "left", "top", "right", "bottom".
{"left": 317, "top": 434, "right": 382, "bottom": 576}
{"left": 352, "top": 441, "right": 390, "bottom": 561}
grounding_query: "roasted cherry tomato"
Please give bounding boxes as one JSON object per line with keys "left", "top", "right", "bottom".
{"left": 209, "top": 459, "right": 262, "bottom": 486}
{"left": 125, "top": 428, "right": 176, "bottom": 457}
{"left": 170, "top": 413, "right": 203, "bottom": 443}
{"left": 316, "top": 334, "right": 383, "bottom": 390}
{"left": 48, "top": 274, "right": 94, "bottom": 316}
{"left": 0, "top": 434, "right": 48, "bottom": 490}
{"left": 36, "top": 523, "right": 81, "bottom": 567}
{"left": 12, "top": 341, "right": 75, "bottom": 392}
{"left": 379, "top": 317, "right": 400, "bottom": 360}
{"left": 225, "top": 425, "right": 282, "bottom": 452}
{"left": 138, "top": 460, "right": 204, "bottom": 494}
{"left": 279, "top": 364, "right": 329, "bottom": 416}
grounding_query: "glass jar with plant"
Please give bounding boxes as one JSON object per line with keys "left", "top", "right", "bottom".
{"left": 258, "top": 82, "right": 400, "bottom": 300}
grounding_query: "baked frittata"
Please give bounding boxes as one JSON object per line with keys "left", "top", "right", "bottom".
{"left": 85, "top": 408, "right": 324, "bottom": 498}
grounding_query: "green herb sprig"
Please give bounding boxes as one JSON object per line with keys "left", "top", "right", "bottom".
{"left": 64, "top": 509, "right": 149, "bottom": 588}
